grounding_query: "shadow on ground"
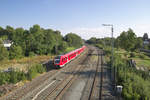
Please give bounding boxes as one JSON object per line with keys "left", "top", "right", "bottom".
{"left": 42, "top": 60, "right": 59, "bottom": 72}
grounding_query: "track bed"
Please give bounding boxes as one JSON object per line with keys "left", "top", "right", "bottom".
{"left": 0, "top": 46, "right": 114, "bottom": 100}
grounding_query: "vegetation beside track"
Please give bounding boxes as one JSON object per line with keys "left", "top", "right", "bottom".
{"left": 0, "top": 55, "right": 51, "bottom": 70}
{"left": 0, "top": 63, "right": 46, "bottom": 96}
{"left": 89, "top": 45, "right": 150, "bottom": 99}
{"left": 0, "top": 64, "right": 46, "bottom": 85}
{"left": 89, "top": 46, "right": 150, "bottom": 99}
{"left": 86, "top": 28, "right": 150, "bottom": 99}
{"left": 105, "top": 47, "right": 150, "bottom": 99}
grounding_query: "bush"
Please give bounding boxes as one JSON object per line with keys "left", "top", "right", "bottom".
{"left": 9, "top": 71, "right": 18, "bottom": 83}
{"left": 130, "top": 52, "right": 136, "bottom": 57}
{"left": 139, "top": 54, "right": 146, "bottom": 59}
{"left": 0, "top": 64, "right": 46, "bottom": 85}
{"left": 0, "top": 72, "right": 10, "bottom": 85}
{"left": 36, "top": 64, "right": 46, "bottom": 73}
{"left": 105, "top": 47, "right": 111, "bottom": 55}
{"left": 0, "top": 43, "right": 9, "bottom": 61}
{"left": 29, "top": 52, "right": 36, "bottom": 57}
{"left": 27, "top": 64, "right": 46, "bottom": 80}
{"left": 27, "top": 66, "right": 37, "bottom": 80}
{"left": 9, "top": 45, "right": 23, "bottom": 59}
{"left": 95, "top": 44, "right": 103, "bottom": 49}
{"left": 105, "top": 51, "right": 150, "bottom": 99}
{"left": 17, "top": 71, "right": 27, "bottom": 81}
{"left": 124, "top": 52, "right": 128, "bottom": 58}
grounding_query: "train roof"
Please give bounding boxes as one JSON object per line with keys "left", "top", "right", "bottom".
{"left": 57, "top": 46, "right": 85, "bottom": 58}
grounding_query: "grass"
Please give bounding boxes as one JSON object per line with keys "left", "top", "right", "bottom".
{"left": 65, "top": 47, "right": 76, "bottom": 53}
{"left": 131, "top": 53, "right": 150, "bottom": 70}
{"left": 0, "top": 47, "right": 76, "bottom": 71}
{"left": 116, "top": 49, "right": 150, "bottom": 70}
{"left": 0, "top": 55, "right": 52, "bottom": 71}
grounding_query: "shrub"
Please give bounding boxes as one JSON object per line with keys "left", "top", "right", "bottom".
{"left": 0, "top": 64, "right": 46, "bottom": 85}
{"left": 139, "top": 54, "right": 146, "bottom": 59}
{"left": 9, "top": 71, "right": 18, "bottom": 83}
{"left": 130, "top": 52, "right": 135, "bottom": 57}
{"left": 124, "top": 52, "right": 129, "bottom": 58}
{"left": 106, "top": 52, "right": 150, "bottom": 99}
{"left": 27, "top": 66, "right": 37, "bottom": 80}
{"left": 29, "top": 52, "right": 36, "bottom": 57}
{"left": 27, "top": 64, "right": 46, "bottom": 80}
{"left": 0, "top": 72, "right": 10, "bottom": 85}
{"left": 0, "top": 43, "right": 9, "bottom": 61}
{"left": 17, "top": 71, "right": 27, "bottom": 81}
{"left": 9, "top": 45, "right": 23, "bottom": 59}
{"left": 36, "top": 64, "right": 46, "bottom": 73}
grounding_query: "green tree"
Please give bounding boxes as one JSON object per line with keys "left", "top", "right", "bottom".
{"left": 9, "top": 45, "right": 23, "bottom": 59}
{"left": 12, "top": 28, "right": 24, "bottom": 44}
{"left": 0, "top": 25, "right": 84, "bottom": 57}
{"left": 134, "top": 37, "right": 143, "bottom": 50}
{"left": 58, "top": 41, "right": 68, "bottom": 53}
{"left": 5, "top": 26, "right": 15, "bottom": 40}
{"left": 64, "top": 33, "right": 82, "bottom": 48}
{"left": 117, "top": 29, "right": 137, "bottom": 51}
{"left": 0, "top": 40, "right": 9, "bottom": 61}
{"left": 42, "top": 29, "right": 57, "bottom": 54}
{"left": 86, "top": 37, "right": 97, "bottom": 44}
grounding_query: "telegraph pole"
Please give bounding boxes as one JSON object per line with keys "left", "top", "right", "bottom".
{"left": 102, "top": 24, "right": 115, "bottom": 87}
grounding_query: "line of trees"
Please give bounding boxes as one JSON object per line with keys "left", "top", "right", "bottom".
{"left": 115, "top": 29, "right": 143, "bottom": 51}
{"left": 0, "top": 25, "right": 83, "bottom": 61}
{"left": 87, "top": 28, "right": 143, "bottom": 51}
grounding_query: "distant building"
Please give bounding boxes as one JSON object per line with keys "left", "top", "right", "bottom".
{"left": 143, "top": 33, "right": 150, "bottom": 45}
{"left": 3, "top": 40, "right": 13, "bottom": 49}
{"left": 143, "top": 40, "right": 149, "bottom": 45}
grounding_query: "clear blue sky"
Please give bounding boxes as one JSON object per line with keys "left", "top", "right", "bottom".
{"left": 0, "top": 0, "right": 150, "bottom": 39}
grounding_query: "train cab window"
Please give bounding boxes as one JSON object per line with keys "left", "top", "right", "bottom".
{"left": 55, "top": 60, "right": 60, "bottom": 64}
{"left": 54, "top": 56, "right": 61, "bottom": 64}
{"left": 55, "top": 56, "right": 61, "bottom": 59}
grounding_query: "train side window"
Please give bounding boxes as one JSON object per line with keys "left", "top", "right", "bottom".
{"left": 63, "top": 57, "right": 67, "bottom": 61}
{"left": 64, "top": 58, "right": 66, "bottom": 61}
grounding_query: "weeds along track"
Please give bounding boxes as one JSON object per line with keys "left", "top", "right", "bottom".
{"left": 0, "top": 48, "right": 90, "bottom": 100}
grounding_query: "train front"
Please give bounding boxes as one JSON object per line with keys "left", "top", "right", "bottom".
{"left": 53, "top": 55, "right": 62, "bottom": 68}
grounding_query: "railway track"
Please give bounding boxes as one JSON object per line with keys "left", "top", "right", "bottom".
{"left": 1, "top": 47, "right": 108, "bottom": 100}
{"left": 55, "top": 47, "right": 104, "bottom": 100}
{"left": 99, "top": 51, "right": 103, "bottom": 100}
{"left": 53, "top": 50, "right": 93, "bottom": 100}
{"left": 45, "top": 65, "right": 84, "bottom": 100}
{"left": 35, "top": 49, "right": 93, "bottom": 100}
{"left": 0, "top": 48, "right": 89, "bottom": 100}
{"left": 87, "top": 49, "right": 104, "bottom": 100}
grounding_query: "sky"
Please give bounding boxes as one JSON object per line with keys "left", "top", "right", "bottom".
{"left": 0, "top": 0, "right": 150, "bottom": 39}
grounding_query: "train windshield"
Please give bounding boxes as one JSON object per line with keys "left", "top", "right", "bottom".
{"left": 54, "top": 56, "right": 61, "bottom": 64}
{"left": 55, "top": 56, "right": 61, "bottom": 59}
{"left": 55, "top": 59, "right": 60, "bottom": 64}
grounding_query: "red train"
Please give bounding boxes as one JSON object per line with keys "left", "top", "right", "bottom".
{"left": 53, "top": 46, "right": 86, "bottom": 68}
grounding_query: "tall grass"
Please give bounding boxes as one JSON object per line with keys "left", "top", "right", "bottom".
{"left": 0, "top": 64, "right": 46, "bottom": 85}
